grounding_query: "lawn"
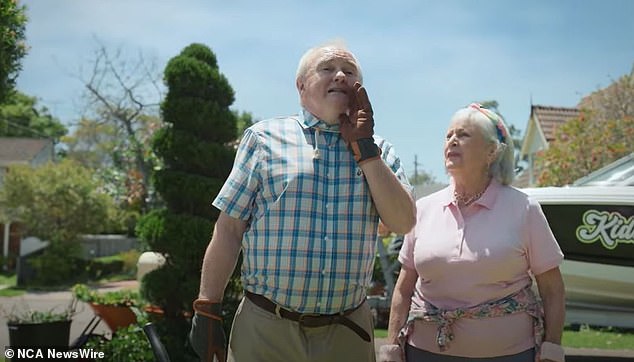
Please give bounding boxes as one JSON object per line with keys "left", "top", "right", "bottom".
{"left": 0, "top": 273, "right": 23, "bottom": 297}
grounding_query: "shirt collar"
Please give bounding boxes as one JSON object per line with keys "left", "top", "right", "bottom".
{"left": 442, "top": 178, "right": 502, "bottom": 210}
{"left": 297, "top": 108, "right": 341, "bottom": 132}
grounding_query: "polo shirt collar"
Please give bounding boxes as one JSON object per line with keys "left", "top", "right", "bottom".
{"left": 442, "top": 178, "right": 502, "bottom": 210}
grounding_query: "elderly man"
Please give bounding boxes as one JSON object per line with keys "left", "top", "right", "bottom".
{"left": 190, "top": 40, "right": 415, "bottom": 362}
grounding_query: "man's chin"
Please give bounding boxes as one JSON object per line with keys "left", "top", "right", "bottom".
{"left": 325, "top": 97, "right": 348, "bottom": 109}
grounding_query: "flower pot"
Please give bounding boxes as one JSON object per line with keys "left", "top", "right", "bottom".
{"left": 88, "top": 303, "right": 136, "bottom": 332}
{"left": 8, "top": 320, "right": 71, "bottom": 347}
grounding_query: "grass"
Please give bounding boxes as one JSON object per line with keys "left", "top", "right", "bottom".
{"left": 0, "top": 273, "right": 15, "bottom": 284}
{"left": 563, "top": 325, "right": 634, "bottom": 349}
{"left": 374, "top": 326, "right": 634, "bottom": 350}
{"left": 374, "top": 329, "right": 388, "bottom": 338}
{"left": 0, "top": 273, "right": 24, "bottom": 297}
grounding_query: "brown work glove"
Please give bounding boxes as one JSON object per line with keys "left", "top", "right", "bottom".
{"left": 189, "top": 299, "right": 227, "bottom": 362}
{"left": 339, "top": 82, "right": 381, "bottom": 165}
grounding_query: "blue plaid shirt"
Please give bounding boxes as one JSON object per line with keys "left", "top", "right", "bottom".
{"left": 213, "top": 109, "right": 412, "bottom": 314}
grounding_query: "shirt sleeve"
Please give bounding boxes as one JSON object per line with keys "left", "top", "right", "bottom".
{"left": 377, "top": 138, "right": 414, "bottom": 195}
{"left": 212, "top": 128, "right": 262, "bottom": 221}
{"left": 398, "top": 222, "right": 417, "bottom": 269}
{"left": 526, "top": 197, "right": 565, "bottom": 275}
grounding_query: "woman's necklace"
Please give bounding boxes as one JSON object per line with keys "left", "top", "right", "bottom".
{"left": 454, "top": 188, "right": 486, "bottom": 207}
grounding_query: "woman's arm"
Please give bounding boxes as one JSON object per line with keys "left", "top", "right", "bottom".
{"left": 387, "top": 265, "right": 418, "bottom": 344}
{"left": 535, "top": 266, "right": 566, "bottom": 361}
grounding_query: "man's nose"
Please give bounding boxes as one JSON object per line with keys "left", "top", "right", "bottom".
{"left": 334, "top": 69, "right": 346, "bottom": 81}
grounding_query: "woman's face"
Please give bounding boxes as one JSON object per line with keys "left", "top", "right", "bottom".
{"left": 444, "top": 117, "right": 495, "bottom": 179}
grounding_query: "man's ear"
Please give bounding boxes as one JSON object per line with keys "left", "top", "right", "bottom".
{"left": 296, "top": 78, "right": 304, "bottom": 93}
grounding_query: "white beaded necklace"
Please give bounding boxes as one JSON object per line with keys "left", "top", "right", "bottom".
{"left": 454, "top": 188, "right": 486, "bottom": 207}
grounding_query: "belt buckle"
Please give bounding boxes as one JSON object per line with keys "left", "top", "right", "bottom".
{"left": 298, "top": 313, "right": 323, "bottom": 327}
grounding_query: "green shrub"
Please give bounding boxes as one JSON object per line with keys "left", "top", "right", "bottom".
{"left": 137, "top": 43, "right": 239, "bottom": 361}
{"left": 86, "top": 259, "right": 125, "bottom": 280}
{"left": 28, "top": 242, "right": 83, "bottom": 286}
{"left": 3, "top": 299, "right": 76, "bottom": 324}
{"left": 119, "top": 249, "right": 141, "bottom": 275}
{"left": 72, "top": 284, "right": 141, "bottom": 307}
{"left": 85, "top": 324, "right": 153, "bottom": 362}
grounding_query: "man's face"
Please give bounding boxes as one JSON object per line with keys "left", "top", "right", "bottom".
{"left": 297, "top": 47, "right": 361, "bottom": 124}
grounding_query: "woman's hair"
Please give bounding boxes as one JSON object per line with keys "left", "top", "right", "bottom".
{"left": 295, "top": 39, "right": 363, "bottom": 83}
{"left": 450, "top": 104, "right": 516, "bottom": 185}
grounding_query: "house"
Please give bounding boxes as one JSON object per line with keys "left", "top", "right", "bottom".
{"left": 514, "top": 105, "right": 581, "bottom": 188}
{"left": 0, "top": 137, "right": 55, "bottom": 269}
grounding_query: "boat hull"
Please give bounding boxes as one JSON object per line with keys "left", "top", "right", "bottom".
{"left": 522, "top": 186, "right": 634, "bottom": 328}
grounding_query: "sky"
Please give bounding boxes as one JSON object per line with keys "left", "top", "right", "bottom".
{"left": 16, "top": 0, "right": 634, "bottom": 183}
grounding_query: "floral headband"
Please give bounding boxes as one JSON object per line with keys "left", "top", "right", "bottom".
{"left": 469, "top": 103, "right": 507, "bottom": 143}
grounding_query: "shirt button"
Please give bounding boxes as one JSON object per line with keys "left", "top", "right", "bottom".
{"left": 324, "top": 236, "right": 329, "bottom": 241}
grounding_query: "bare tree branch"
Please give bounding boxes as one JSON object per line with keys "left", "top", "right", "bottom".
{"left": 72, "top": 39, "right": 165, "bottom": 212}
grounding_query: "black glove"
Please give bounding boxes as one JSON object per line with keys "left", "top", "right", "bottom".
{"left": 339, "top": 82, "right": 381, "bottom": 164}
{"left": 189, "top": 299, "right": 227, "bottom": 362}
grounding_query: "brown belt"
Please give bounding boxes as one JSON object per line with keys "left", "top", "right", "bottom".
{"left": 245, "top": 291, "right": 371, "bottom": 342}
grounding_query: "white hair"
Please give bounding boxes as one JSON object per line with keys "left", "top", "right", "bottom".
{"left": 295, "top": 39, "right": 363, "bottom": 83}
{"left": 449, "top": 106, "right": 516, "bottom": 185}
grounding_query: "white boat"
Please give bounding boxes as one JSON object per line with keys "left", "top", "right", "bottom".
{"left": 521, "top": 186, "right": 634, "bottom": 328}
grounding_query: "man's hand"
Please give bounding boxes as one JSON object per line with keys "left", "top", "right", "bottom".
{"left": 339, "top": 82, "right": 381, "bottom": 164}
{"left": 189, "top": 299, "right": 227, "bottom": 362}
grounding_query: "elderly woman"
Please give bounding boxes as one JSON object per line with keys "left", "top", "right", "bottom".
{"left": 381, "top": 104, "right": 566, "bottom": 362}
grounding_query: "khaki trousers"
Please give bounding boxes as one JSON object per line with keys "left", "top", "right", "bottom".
{"left": 227, "top": 296, "right": 376, "bottom": 362}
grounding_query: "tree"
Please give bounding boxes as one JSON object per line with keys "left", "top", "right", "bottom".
{"left": 0, "top": 159, "right": 116, "bottom": 284}
{"left": 234, "top": 110, "right": 255, "bottom": 136}
{"left": 536, "top": 66, "right": 634, "bottom": 186}
{"left": 136, "top": 43, "right": 239, "bottom": 360}
{"left": 578, "top": 65, "right": 634, "bottom": 122}
{"left": 0, "top": 91, "right": 67, "bottom": 140}
{"left": 76, "top": 42, "right": 164, "bottom": 212}
{"left": 535, "top": 113, "right": 633, "bottom": 186}
{"left": 0, "top": 0, "right": 28, "bottom": 102}
{"left": 62, "top": 113, "right": 161, "bottom": 213}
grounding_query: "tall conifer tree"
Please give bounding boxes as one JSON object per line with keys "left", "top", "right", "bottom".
{"left": 137, "top": 43, "right": 239, "bottom": 360}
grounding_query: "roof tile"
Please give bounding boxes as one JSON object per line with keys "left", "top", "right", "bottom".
{"left": 0, "top": 137, "right": 53, "bottom": 163}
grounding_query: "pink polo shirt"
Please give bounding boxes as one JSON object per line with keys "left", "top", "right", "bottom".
{"left": 399, "top": 180, "right": 563, "bottom": 357}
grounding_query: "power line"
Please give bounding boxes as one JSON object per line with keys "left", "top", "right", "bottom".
{"left": 0, "top": 118, "right": 51, "bottom": 138}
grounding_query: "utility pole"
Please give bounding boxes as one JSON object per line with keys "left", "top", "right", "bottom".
{"left": 414, "top": 154, "right": 420, "bottom": 181}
